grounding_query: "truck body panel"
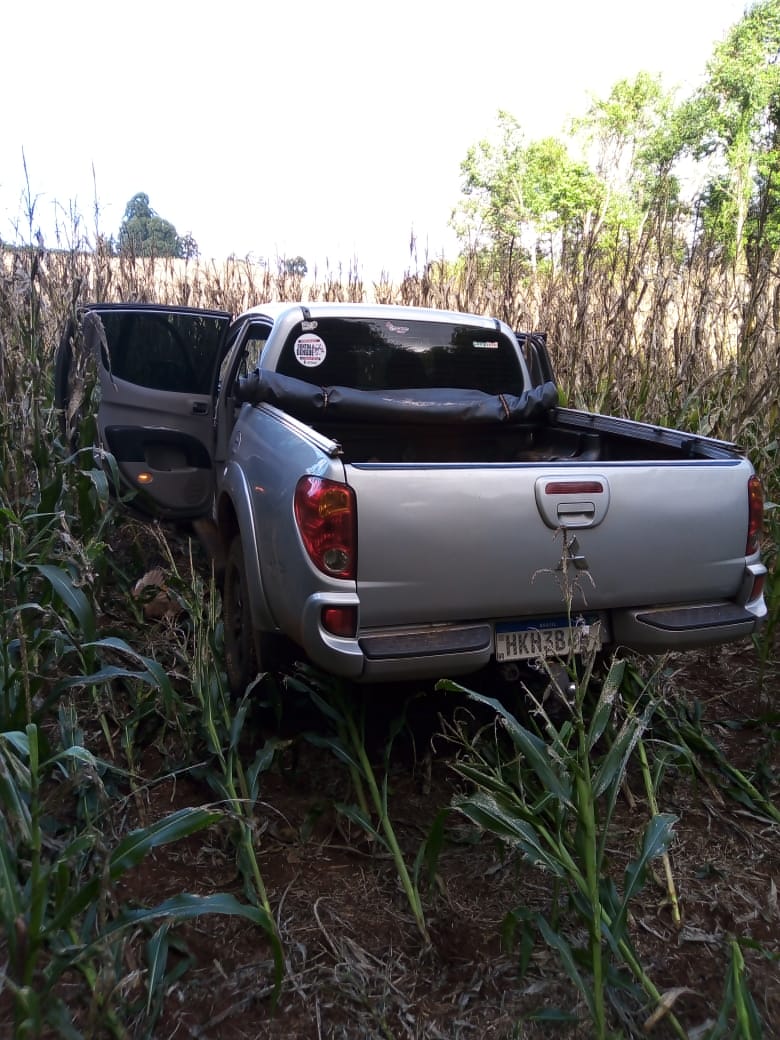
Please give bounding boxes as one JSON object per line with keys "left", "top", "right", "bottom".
{"left": 57, "top": 301, "right": 767, "bottom": 686}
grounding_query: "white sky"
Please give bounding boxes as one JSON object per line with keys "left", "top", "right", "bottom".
{"left": 1, "top": 0, "right": 751, "bottom": 279}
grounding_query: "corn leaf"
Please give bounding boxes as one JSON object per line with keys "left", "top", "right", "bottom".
{"left": 111, "top": 892, "right": 284, "bottom": 1003}
{"left": 34, "top": 564, "right": 96, "bottom": 642}
{"left": 456, "top": 791, "right": 568, "bottom": 878}
{"left": 536, "top": 913, "right": 596, "bottom": 1020}
{"left": 333, "top": 801, "right": 387, "bottom": 849}
{"left": 591, "top": 700, "right": 654, "bottom": 799}
{"left": 145, "top": 924, "right": 170, "bottom": 1015}
{"left": 109, "top": 807, "right": 222, "bottom": 877}
{"left": 461, "top": 689, "right": 573, "bottom": 805}
{"left": 614, "top": 813, "right": 677, "bottom": 937}
{"left": 587, "top": 658, "right": 625, "bottom": 751}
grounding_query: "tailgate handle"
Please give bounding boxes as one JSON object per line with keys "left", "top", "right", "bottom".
{"left": 557, "top": 501, "right": 596, "bottom": 521}
{"left": 535, "top": 475, "right": 610, "bottom": 529}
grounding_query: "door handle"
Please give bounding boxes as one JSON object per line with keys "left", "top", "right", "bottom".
{"left": 557, "top": 501, "right": 596, "bottom": 522}
{"left": 535, "top": 475, "right": 610, "bottom": 529}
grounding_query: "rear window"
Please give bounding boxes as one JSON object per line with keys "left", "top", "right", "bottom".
{"left": 88, "top": 309, "right": 226, "bottom": 394}
{"left": 274, "top": 317, "right": 525, "bottom": 395}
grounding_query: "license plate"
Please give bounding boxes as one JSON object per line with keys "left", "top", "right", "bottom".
{"left": 494, "top": 616, "right": 602, "bottom": 662}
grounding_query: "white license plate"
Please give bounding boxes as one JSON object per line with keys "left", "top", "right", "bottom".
{"left": 494, "top": 616, "right": 602, "bottom": 662}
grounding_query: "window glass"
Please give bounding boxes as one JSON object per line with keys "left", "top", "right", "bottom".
{"left": 218, "top": 325, "right": 269, "bottom": 386}
{"left": 275, "top": 317, "right": 525, "bottom": 395}
{"left": 241, "top": 334, "right": 269, "bottom": 376}
{"left": 92, "top": 310, "right": 227, "bottom": 394}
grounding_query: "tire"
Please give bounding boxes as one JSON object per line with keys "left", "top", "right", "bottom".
{"left": 223, "top": 534, "right": 261, "bottom": 695}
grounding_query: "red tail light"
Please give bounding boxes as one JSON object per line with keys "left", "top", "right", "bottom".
{"left": 747, "top": 476, "right": 763, "bottom": 555}
{"left": 322, "top": 606, "right": 358, "bottom": 637}
{"left": 294, "top": 476, "right": 356, "bottom": 578}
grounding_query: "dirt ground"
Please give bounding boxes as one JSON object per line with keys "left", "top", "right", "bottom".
{"left": 3, "top": 522, "right": 778, "bottom": 1040}
{"left": 106, "top": 636, "right": 779, "bottom": 1039}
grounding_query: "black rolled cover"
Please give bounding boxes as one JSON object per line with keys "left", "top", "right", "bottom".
{"left": 235, "top": 370, "right": 559, "bottom": 424}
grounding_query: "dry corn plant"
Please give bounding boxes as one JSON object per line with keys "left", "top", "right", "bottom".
{"left": 1, "top": 198, "right": 778, "bottom": 1037}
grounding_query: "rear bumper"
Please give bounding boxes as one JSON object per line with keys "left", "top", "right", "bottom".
{"left": 300, "top": 593, "right": 494, "bottom": 680}
{"left": 610, "top": 601, "right": 764, "bottom": 650}
{"left": 611, "top": 561, "right": 766, "bottom": 651}
{"left": 298, "top": 584, "right": 767, "bottom": 682}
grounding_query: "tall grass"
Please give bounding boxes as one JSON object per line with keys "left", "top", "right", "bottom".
{"left": 1, "top": 217, "right": 778, "bottom": 1035}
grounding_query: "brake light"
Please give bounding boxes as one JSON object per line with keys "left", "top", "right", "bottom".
{"left": 747, "top": 475, "right": 763, "bottom": 555}
{"left": 294, "top": 476, "right": 356, "bottom": 578}
{"left": 545, "top": 481, "right": 604, "bottom": 495}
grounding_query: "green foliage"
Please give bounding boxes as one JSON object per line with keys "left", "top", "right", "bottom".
{"left": 685, "top": 0, "right": 780, "bottom": 259}
{"left": 440, "top": 662, "right": 685, "bottom": 1039}
{"left": 650, "top": 685, "right": 780, "bottom": 824}
{"left": 454, "top": 112, "right": 602, "bottom": 270}
{"left": 295, "top": 666, "right": 431, "bottom": 944}
{"left": 0, "top": 720, "right": 261, "bottom": 1039}
{"left": 118, "top": 192, "right": 198, "bottom": 259}
{"left": 454, "top": 3, "right": 780, "bottom": 271}
{"left": 710, "top": 940, "right": 766, "bottom": 1038}
{"left": 0, "top": 241, "right": 283, "bottom": 1034}
{"left": 522, "top": 138, "right": 603, "bottom": 240}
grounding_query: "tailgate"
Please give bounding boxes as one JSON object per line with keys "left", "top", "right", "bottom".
{"left": 346, "top": 460, "right": 751, "bottom": 629}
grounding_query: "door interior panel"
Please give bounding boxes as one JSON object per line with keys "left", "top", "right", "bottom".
{"left": 81, "top": 304, "right": 232, "bottom": 518}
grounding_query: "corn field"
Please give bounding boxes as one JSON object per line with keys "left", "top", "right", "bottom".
{"left": 1, "top": 237, "right": 778, "bottom": 1039}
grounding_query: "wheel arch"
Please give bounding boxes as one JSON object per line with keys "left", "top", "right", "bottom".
{"left": 216, "top": 467, "right": 277, "bottom": 634}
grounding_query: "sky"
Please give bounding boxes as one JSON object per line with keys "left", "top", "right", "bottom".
{"left": 1, "top": 0, "right": 753, "bottom": 280}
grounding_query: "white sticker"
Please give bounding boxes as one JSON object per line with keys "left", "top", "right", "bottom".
{"left": 473, "top": 340, "right": 499, "bottom": 349}
{"left": 301, "top": 320, "right": 318, "bottom": 331}
{"left": 293, "top": 334, "right": 327, "bottom": 367}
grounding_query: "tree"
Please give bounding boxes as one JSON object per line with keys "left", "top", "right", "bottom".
{"left": 178, "top": 233, "right": 200, "bottom": 261}
{"left": 453, "top": 112, "right": 602, "bottom": 273}
{"left": 686, "top": 0, "right": 780, "bottom": 261}
{"left": 282, "top": 256, "right": 308, "bottom": 277}
{"left": 118, "top": 192, "right": 198, "bottom": 259}
{"left": 572, "top": 72, "right": 685, "bottom": 258}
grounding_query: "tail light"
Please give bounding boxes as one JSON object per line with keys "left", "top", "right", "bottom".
{"left": 322, "top": 606, "right": 358, "bottom": 637}
{"left": 746, "top": 475, "right": 763, "bottom": 555}
{"left": 294, "top": 476, "right": 356, "bottom": 579}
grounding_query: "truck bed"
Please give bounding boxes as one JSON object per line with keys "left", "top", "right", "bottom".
{"left": 310, "top": 411, "right": 738, "bottom": 465}
{"left": 231, "top": 356, "right": 763, "bottom": 681}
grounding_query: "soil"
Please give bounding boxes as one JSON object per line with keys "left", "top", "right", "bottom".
{"left": 3, "top": 522, "right": 778, "bottom": 1040}
{"left": 113, "top": 650, "right": 780, "bottom": 1037}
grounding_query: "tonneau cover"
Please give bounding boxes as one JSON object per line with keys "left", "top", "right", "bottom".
{"left": 236, "top": 369, "right": 559, "bottom": 424}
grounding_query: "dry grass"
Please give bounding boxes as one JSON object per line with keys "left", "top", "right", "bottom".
{"left": 1, "top": 236, "right": 778, "bottom": 1038}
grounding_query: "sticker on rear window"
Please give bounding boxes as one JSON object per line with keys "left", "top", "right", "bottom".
{"left": 294, "top": 334, "right": 327, "bottom": 367}
{"left": 473, "top": 340, "right": 499, "bottom": 349}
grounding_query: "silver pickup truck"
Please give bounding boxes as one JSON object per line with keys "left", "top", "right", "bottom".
{"left": 55, "top": 301, "right": 767, "bottom": 693}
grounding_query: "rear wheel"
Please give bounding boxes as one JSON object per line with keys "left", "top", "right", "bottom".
{"left": 223, "top": 534, "right": 261, "bottom": 695}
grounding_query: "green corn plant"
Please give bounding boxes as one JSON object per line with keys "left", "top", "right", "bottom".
{"left": 439, "top": 657, "right": 685, "bottom": 1039}
{"left": 0, "top": 720, "right": 273, "bottom": 1039}
{"left": 294, "top": 665, "right": 431, "bottom": 945}
{"left": 640, "top": 677, "right": 780, "bottom": 826}
{"left": 707, "top": 940, "right": 766, "bottom": 1039}
{"left": 147, "top": 535, "right": 286, "bottom": 995}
